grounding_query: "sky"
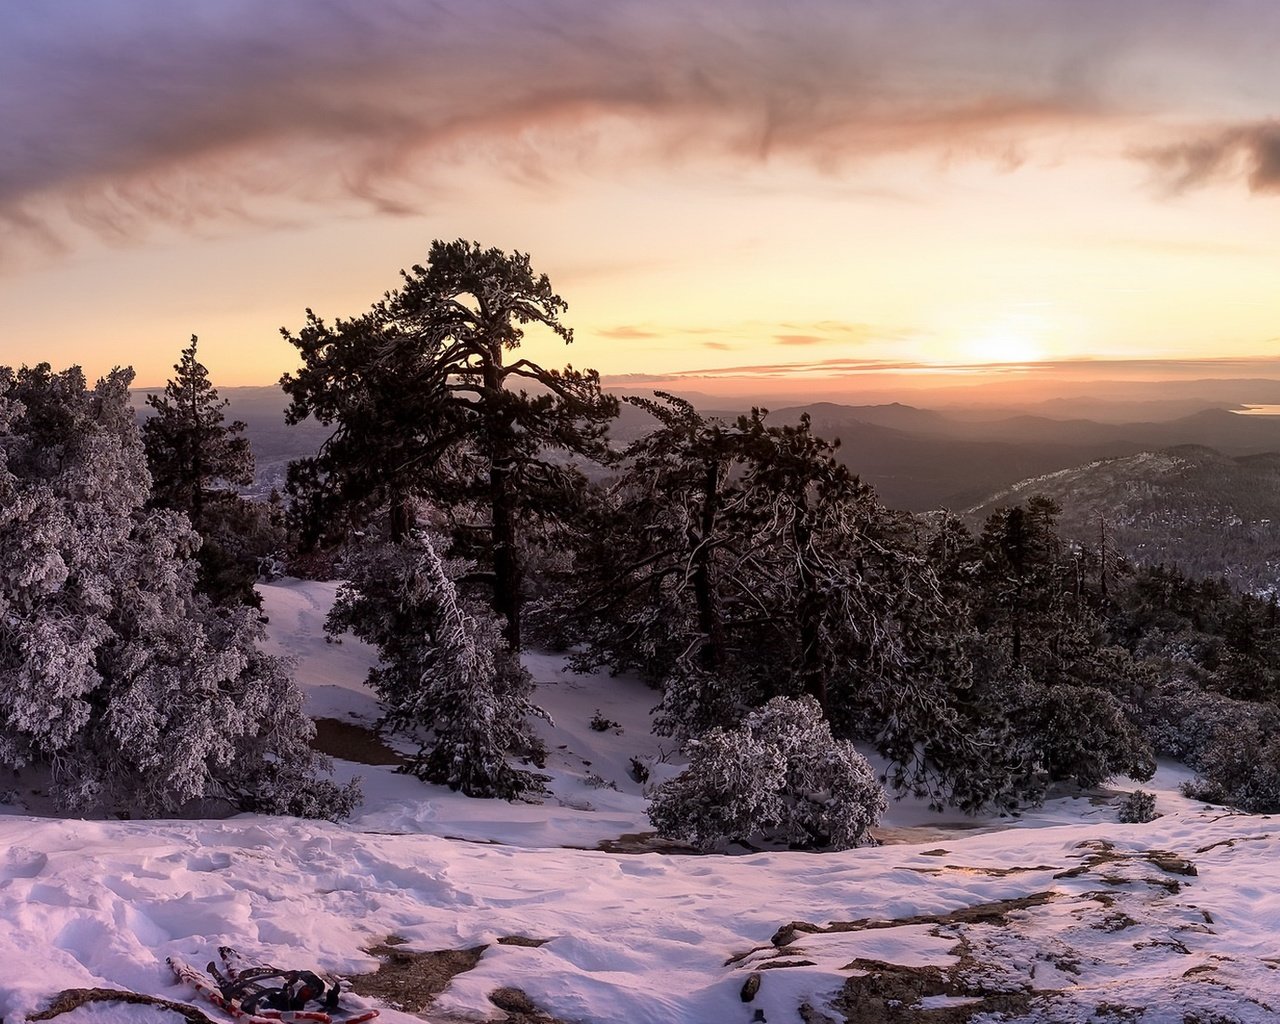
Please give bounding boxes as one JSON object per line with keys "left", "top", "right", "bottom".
{"left": 2, "top": 0, "right": 1280, "bottom": 394}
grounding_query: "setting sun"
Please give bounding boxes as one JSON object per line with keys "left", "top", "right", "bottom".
{"left": 962, "top": 328, "right": 1048, "bottom": 365}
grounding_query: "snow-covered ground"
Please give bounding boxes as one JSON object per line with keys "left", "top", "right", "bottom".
{"left": 2, "top": 579, "right": 1278, "bottom": 1023}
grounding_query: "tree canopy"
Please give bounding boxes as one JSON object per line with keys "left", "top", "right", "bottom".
{"left": 281, "top": 239, "right": 618, "bottom": 649}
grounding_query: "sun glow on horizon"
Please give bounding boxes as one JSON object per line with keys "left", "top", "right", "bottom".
{"left": 960, "top": 328, "right": 1049, "bottom": 365}
{"left": 928, "top": 307, "right": 1058, "bottom": 368}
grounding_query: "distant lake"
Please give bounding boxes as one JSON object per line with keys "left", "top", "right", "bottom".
{"left": 1232, "top": 405, "right": 1280, "bottom": 416}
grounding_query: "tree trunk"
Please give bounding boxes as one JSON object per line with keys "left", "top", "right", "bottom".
{"left": 490, "top": 457, "right": 521, "bottom": 651}
{"left": 484, "top": 360, "right": 521, "bottom": 652}
{"left": 794, "top": 516, "right": 827, "bottom": 712}
{"left": 189, "top": 379, "right": 204, "bottom": 527}
{"left": 389, "top": 490, "right": 414, "bottom": 543}
{"left": 691, "top": 460, "right": 725, "bottom": 673}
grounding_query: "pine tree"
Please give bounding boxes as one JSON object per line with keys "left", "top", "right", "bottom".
{"left": 550, "top": 394, "right": 744, "bottom": 687}
{"left": 970, "top": 497, "right": 1155, "bottom": 789}
{"left": 562, "top": 405, "right": 1115, "bottom": 812}
{"left": 142, "top": 336, "right": 267, "bottom": 606}
{"left": 143, "top": 336, "right": 253, "bottom": 522}
{"left": 328, "top": 536, "right": 543, "bottom": 798}
{"left": 281, "top": 240, "right": 619, "bottom": 650}
{"left": 0, "top": 363, "right": 357, "bottom": 818}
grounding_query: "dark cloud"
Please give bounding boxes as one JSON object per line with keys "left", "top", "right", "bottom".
{"left": 1139, "top": 121, "right": 1280, "bottom": 194}
{"left": 2, "top": 0, "right": 1276, "bottom": 253}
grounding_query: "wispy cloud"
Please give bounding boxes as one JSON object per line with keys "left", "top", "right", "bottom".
{"left": 598, "top": 325, "right": 660, "bottom": 340}
{"left": 593, "top": 319, "right": 903, "bottom": 349}
{"left": 7, "top": 0, "right": 1268, "bottom": 257}
{"left": 775, "top": 334, "right": 824, "bottom": 346}
{"left": 1137, "top": 121, "right": 1280, "bottom": 195}
{"left": 600, "top": 354, "right": 1280, "bottom": 389}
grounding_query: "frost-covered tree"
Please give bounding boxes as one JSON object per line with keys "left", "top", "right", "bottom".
{"left": 0, "top": 364, "right": 357, "bottom": 818}
{"left": 328, "top": 536, "right": 543, "bottom": 798}
{"left": 648, "top": 696, "right": 885, "bottom": 850}
{"left": 281, "top": 239, "right": 619, "bottom": 650}
{"left": 142, "top": 336, "right": 274, "bottom": 606}
{"left": 555, "top": 402, "right": 1040, "bottom": 808}
{"left": 1181, "top": 718, "right": 1280, "bottom": 813}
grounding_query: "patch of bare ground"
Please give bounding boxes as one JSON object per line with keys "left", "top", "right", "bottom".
{"left": 871, "top": 822, "right": 1003, "bottom": 845}
{"left": 1053, "top": 838, "right": 1196, "bottom": 889}
{"left": 26, "top": 988, "right": 213, "bottom": 1022}
{"left": 496, "top": 935, "right": 551, "bottom": 948}
{"left": 757, "top": 838, "right": 1238, "bottom": 1022}
{"left": 904, "top": 863, "right": 1060, "bottom": 877}
{"left": 830, "top": 957, "right": 1035, "bottom": 1024}
{"left": 487, "top": 986, "right": 573, "bottom": 1023}
{"left": 349, "top": 936, "right": 569, "bottom": 1023}
{"left": 310, "top": 717, "right": 406, "bottom": 766}
{"left": 771, "top": 892, "right": 1058, "bottom": 947}
{"left": 592, "top": 831, "right": 701, "bottom": 854}
{"left": 348, "top": 940, "right": 485, "bottom": 1015}
{"left": 1195, "top": 833, "right": 1272, "bottom": 855}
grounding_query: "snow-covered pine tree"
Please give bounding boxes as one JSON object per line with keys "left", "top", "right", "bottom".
{"left": 648, "top": 695, "right": 886, "bottom": 851}
{"left": 0, "top": 364, "right": 357, "bottom": 818}
{"left": 329, "top": 536, "right": 543, "bottom": 798}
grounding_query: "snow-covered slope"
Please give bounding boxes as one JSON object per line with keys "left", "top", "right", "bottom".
{"left": 2, "top": 580, "right": 1278, "bottom": 1023}
{"left": 4, "top": 800, "right": 1280, "bottom": 1022}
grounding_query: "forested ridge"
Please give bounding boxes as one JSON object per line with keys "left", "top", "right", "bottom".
{"left": 969, "top": 445, "right": 1280, "bottom": 594}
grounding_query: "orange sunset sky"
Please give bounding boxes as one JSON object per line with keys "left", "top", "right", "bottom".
{"left": 2, "top": 1, "right": 1279, "bottom": 393}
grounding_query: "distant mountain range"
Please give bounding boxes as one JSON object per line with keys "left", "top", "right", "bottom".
{"left": 761, "top": 401, "right": 1280, "bottom": 512}
{"left": 164, "top": 387, "right": 1280, "bottom": 589}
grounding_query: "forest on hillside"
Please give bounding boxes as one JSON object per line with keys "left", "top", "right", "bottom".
{"left": 4, "top": 241, "right": 1280, "bottom": 851}
{"left": 969, "top": 447, "right": 1280, "bottom": 594}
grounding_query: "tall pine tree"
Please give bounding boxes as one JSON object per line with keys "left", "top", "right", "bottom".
{"left": 281, "top": 239, "right": 618, "bottom": 650}
{"left": 142, "top": 336, "right": 268, "bottom": 606}
{"left": 143, "top": 336, "right": 253, "bottom": 522}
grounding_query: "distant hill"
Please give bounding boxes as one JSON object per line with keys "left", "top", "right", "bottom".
{"left": 767, "top": 403, "right": 1146, "bottom": 511}
{"left": 130, "top": 384, "right": 1280, "bottom": 562}
{"left": 760, "top": 402, "right": 1280, "bottom": 512}
{"left": 966, "top": 446, "right": 1280, "bottom": 594}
